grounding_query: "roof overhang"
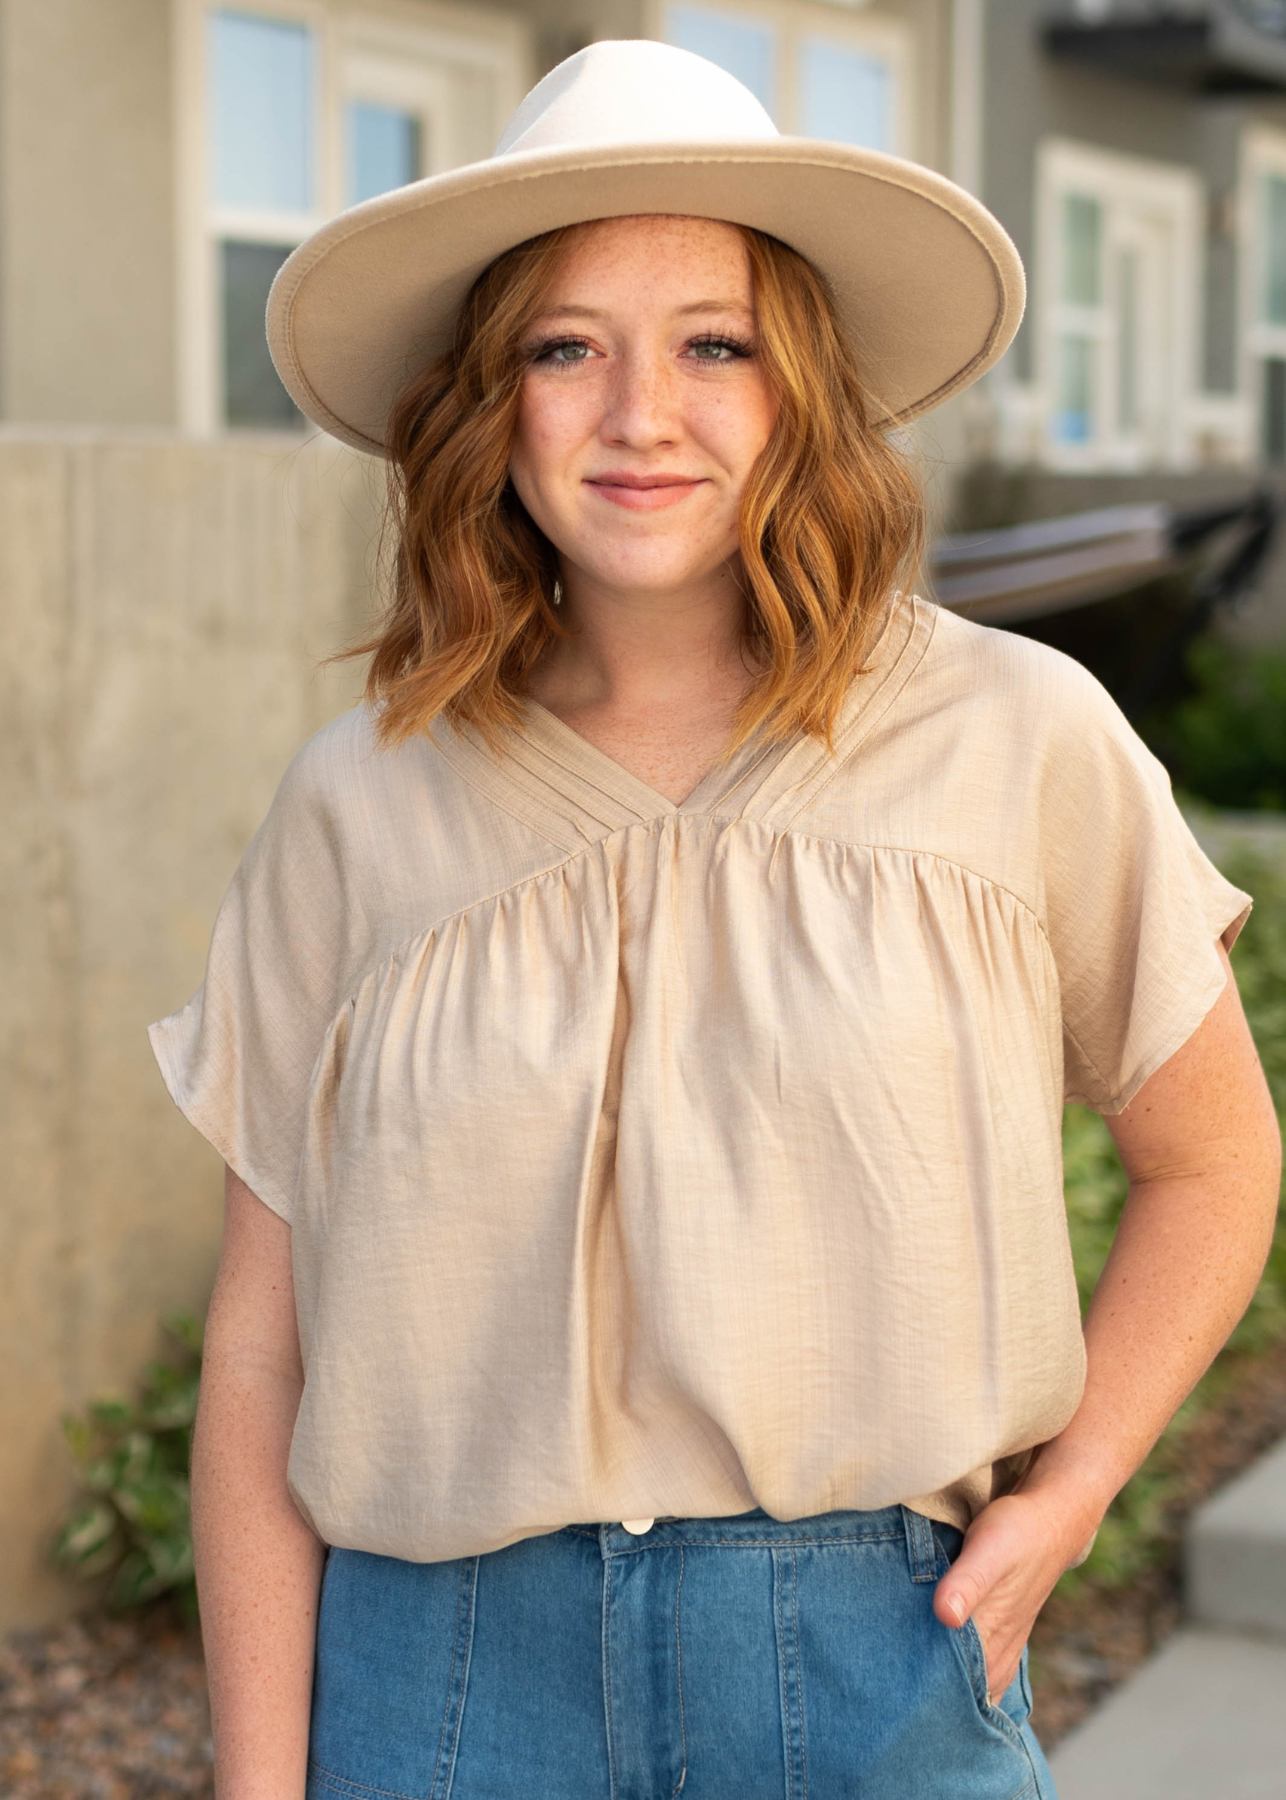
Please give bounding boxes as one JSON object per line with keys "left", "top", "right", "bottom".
{"left": 1044, "top": 4, "right": 1286, "bottom": 94}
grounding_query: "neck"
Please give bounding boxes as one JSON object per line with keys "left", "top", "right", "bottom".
{"left": 528, "top": 559, "right": 754, "bottom": 717}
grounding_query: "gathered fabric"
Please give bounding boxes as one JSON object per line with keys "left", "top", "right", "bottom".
{"left": 150, "top": 594, "right": 1249, "bottom": 1564}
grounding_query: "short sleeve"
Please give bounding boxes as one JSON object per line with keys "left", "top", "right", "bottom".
{"left": 1037, "top": 663, "right": 1251, "bottom": 1114}
{"left": 148, "top": 744, "right": 351, "bottom": 1222}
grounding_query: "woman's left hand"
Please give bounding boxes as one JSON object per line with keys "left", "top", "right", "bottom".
{"left": 932, "top": 1486, "right": 1097, "bottom": 1701}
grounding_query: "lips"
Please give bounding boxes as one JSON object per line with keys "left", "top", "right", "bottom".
{"left": 584, "top": 471, "right": 708, "bottom": 511}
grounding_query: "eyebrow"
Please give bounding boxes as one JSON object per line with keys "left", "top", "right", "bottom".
{"left": 529, "top": 299, "right": 756, "bottom": 322}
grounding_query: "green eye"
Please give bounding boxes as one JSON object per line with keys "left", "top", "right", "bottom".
{"left": 688, "top": 335, "right": 752, "bottom": 362}
{"left": 526, "top": 337, "right": 593, "bottom": 365}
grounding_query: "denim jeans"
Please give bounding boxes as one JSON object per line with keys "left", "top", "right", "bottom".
{"left": 306, "top": 1505, "right": 1058, "bottom": 1800}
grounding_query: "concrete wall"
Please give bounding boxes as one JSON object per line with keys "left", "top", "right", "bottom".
{"left": 0, "top": 431, "right": 381, "bottom": 1630}
{"left": 0, "top": 0, "right": 177, "bottom": 425}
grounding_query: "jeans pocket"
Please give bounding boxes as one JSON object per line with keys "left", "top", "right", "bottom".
{"left": 308, "top": 1548, "right": 478, "bottom": 1800}
{"left": 928, "top": 1522, "right": 1033, "bottom": 1734}
{"left": 955, "top": 1617, "right": 1034, "bottom": 1743}
{"left": 1015, "top": 1644, "right": 1034, "bottom": 1727}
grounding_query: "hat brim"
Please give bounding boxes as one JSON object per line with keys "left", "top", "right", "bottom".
{"left": 267, "top": 138, "right": 1025, "bottom": 457}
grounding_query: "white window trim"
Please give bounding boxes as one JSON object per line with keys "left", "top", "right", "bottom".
{"left": 1035, "top": 137, "right": 1205, "bottom": 472}
{"left": 173, "top": 0, "right": 530, "bottom": 437}
{"left": 949, "top": 0, "right": 983, "bottom": 195}
{"left": 1238, "top": 125, "right": 1286, "bottom": 461}
{"left": 1239, "top": 126, "right": 1286, "bottom": 358}
{"left": 647, "top": 0, "right": 916, "bottom": 159}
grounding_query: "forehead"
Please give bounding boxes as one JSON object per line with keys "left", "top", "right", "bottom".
{"left": 544, "top": 215, "right": 753, "bottom": 305}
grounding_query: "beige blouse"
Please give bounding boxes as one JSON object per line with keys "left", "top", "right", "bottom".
{"left": 151, "top": 594, "right": 1250, "bottom": 1561}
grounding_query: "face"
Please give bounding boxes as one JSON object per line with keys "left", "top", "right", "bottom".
{"left": 508, "top": 215, "right": 778, "bottom": 602}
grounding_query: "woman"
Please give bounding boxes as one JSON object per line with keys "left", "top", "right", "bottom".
{"left": 152, "top": 40, "right": 1280, "bottom": 1800}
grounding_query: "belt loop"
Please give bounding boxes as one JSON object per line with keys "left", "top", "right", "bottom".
{"left": 901, "top": 1505, "right": 938, "bottom": 1583}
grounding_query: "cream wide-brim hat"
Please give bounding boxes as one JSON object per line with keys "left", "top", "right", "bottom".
{"left": 266, "top": 39, "right": 1025, "bottom": 457}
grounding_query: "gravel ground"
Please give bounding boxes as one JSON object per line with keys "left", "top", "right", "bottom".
{"left": 0, "top": 1608, "right": 211, "bottom": 1799}
{"left": 3, "top": 1340, "right": 1285, "bottom": 1795}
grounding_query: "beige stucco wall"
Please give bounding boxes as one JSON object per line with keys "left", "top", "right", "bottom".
{"left": 0, "top": 431, "right": 381, "bottom": 1630}
{"left": 0, "top": 0, "right": 177, "bottom": 425}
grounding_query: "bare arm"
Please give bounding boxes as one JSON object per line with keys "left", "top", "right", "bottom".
{"left": 934, "top": 947, "right": 1282, "bottom": 1696}
{"left": 193, "top": 1167, "right": 324, "bottom": 1800}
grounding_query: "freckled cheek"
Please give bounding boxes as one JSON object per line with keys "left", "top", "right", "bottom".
{"left": 514, "top": 391, "right": 599, "bottom": 502}
{"left": 689, "top": 389, "right": 777, "bottom": 489}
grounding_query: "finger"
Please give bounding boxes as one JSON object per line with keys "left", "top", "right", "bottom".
{"left": 933, "top": 1536, "right": 1000, "bottom": 1628}
{"left": 933, "top": 1498, "right": 1036, "bottom": 1628}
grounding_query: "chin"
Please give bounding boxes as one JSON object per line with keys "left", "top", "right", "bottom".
{"left": 590, "top": 562, "right": 724, "bottom": 597}
{"left": 574, "top": 538, "right": 734, "bottom": 593}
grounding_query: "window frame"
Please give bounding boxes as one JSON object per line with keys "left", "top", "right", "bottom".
{"left": 174, "top": 0, "right": 530, "bottom": 435}
{"left": 648, "top": 0, "right": 916, "bottom": 158}
{"left": 1035, "top": 137, "right": 1205, "bottom": 472}
{"left": 1239, "top": 126, "right": 1286, "bottom": 464}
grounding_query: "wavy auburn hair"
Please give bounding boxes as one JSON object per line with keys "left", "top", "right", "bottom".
{"left": 359, "top": 220, "right": 925, "bottom": 752}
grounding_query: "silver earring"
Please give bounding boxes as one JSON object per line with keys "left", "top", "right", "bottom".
{"left": 551, "top": 578, "right": 563, "bottom": 608}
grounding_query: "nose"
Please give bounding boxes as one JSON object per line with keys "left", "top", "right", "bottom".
{"left": 600, "top": 347, "right": 681, "bottom": 450}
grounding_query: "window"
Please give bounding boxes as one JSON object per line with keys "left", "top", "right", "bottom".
{"left": 798, "top": 41, "right": 890, "bottom": 151}
{"left": 1249, "top": 154, "right": 1286, "bottom": 463}
{"left": 209, "top": 11, "right": 316, "bottom": 426}
{"left": 178, "top": 1, "right": 529, "bottom": 434}
{"left": 1264, "top": 174, "right": 1286, "bottom": 324}
{"left": 1037, "top": 140, "right": 1203, "bottom": 469}
{"left": 1053, "top": 193, "right": 1102, "bottom": 445}
{"left": 1055, "top": 333, "right": 1094, "bottom": 446}
{"left": 667, "top": 3, "right": 774, "bottom": 109}
{"left": 222, "top": 241, "right": 299, "bottom": 426}
{"left": 349, "top": 102, "right": 421, "bottom": 205}
{"left": 1116, "top": 243, "right": 1139, "bottom": 432}
{"left": 658, "top": 1, "right": 911, "bottom": 155}
{"left": 1264, "top": 359, "right": 1286, "bottom": 464}
{"left": 212, "top": 14, "right": 314, "bottom": 214}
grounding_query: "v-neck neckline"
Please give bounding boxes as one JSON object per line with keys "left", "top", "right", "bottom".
{"left": 427, "top": 594, "right": 933, "bottom": 853}
{"left": 515, "top": 695, "right": 789, "bottom": 819}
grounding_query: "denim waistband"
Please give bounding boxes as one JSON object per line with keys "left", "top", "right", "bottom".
{"left": 560, "top": 1504, "right": 951, "bottom": 1580}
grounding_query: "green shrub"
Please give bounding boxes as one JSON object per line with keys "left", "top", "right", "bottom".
{"left": 54, "top": 1312, "right": 202, "bottom": 1615}
{"left": 1148, "top": 640, "right": 1286, "bottom": 812}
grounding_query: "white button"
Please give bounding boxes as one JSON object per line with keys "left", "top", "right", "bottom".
{"left": 620, "top": 1517, "right": 654, "bottom": 1535}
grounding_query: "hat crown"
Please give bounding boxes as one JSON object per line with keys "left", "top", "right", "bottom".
{"left": 494, "top": 40, "right": 779, "bottom": 158}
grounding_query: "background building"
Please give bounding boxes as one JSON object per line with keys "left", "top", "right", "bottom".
{"left": 972, "top": 0, "right": 1286, "bottom": 480}
{"left": 0, "top": 0, "right": 953, "bottom": 435}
